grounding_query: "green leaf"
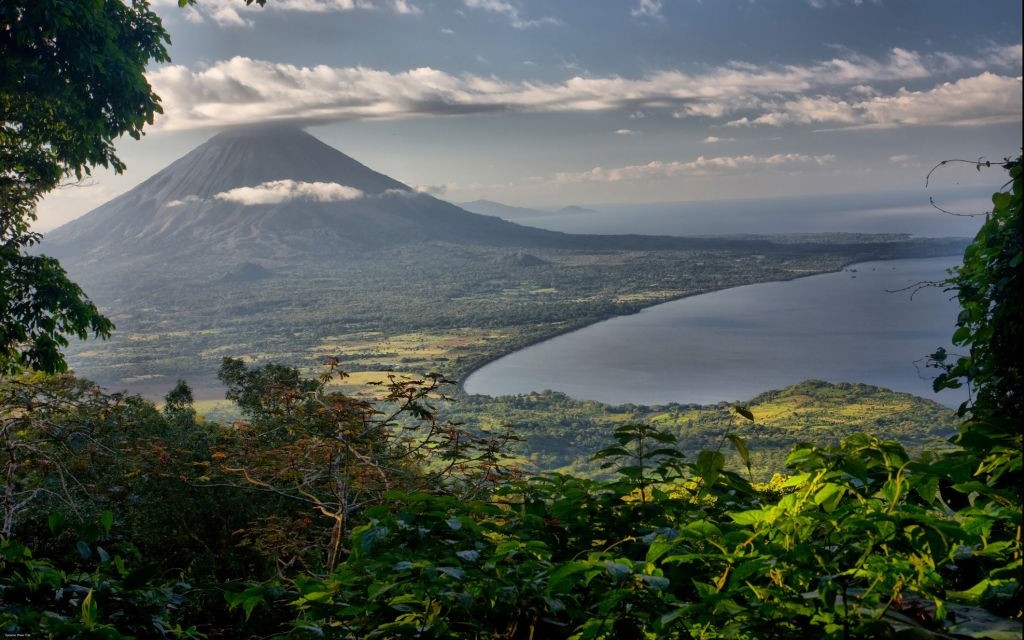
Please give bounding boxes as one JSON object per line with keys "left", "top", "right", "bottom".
{"left": 604, "top": 561, "right": 632, "bottom": 580}
{"left": 646, "top": 537, "right": 675, "bottom": 563}
{"left": 226, "top": 585, "right": 273, "bottom": 621}
{"left": 297, "top": 591, "right": 332, "bottom": 604}
{"left": 813, "top": 483, "right": 846, "bottom": 512}
{"left": 437, "top": 566, "right": 465, "bottom": 580}
{"left": 682, "top": 520, "right": 723, "bottom": 539}
{"left": 647, "top": 430, "right": 678, "bottom": 443}
{"left": 547, "top": 561, "right": 601, "bottom": 595}
{"left": 991, "top": 191, "right": 1011, "bottom": 209}
{"left": 726, "top": 434, "right": 751, "bottom": 469}
{"left": 82, "top": 588, "right": 98, "bottom": 628}
{"left": 695, "top": 450, "right": 725, "bottom": 486}
{"left": 48, "top": 512, "right": 66, "bottom": 535}
{"left": 730, "top": 509, "right": 766, "bottom": 526}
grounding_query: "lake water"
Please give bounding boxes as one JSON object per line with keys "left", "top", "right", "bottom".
{"left": 464, "top": 256, "right": 967, "bottom": 407}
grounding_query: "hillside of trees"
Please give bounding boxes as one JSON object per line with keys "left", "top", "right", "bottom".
{"left": 446, "top": 380, "right": 959, "bottom": 477}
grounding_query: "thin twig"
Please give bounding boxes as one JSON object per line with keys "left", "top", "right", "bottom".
{"left": 929, "top": 197, "right": 987, "bottom": 218}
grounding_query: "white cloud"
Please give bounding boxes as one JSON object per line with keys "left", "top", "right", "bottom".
{"left": 728, "top": 72, "right": 1023, "bottom": 128}
{"left": 146, "top": 47, "right": 1023, "bottom": 130}
{"left": 888, "top": 154, "right": 919, "bottom": 168}
{"left": 988, "top": 43, "right": 1023, "bottom": 69}
{"left": 614, "top": 129, "right": 639, "bottom": 135}
{"left": 154, "top": 0, "right": 418, "bottom": 27}
{"left": 411, "top": 184, "right": 446, "bottom": 195}
{"left": 554, "top": 153, "right": 836, "bottom": 183}
{"left": 703, "top": 136, "right": 736, "bottom": 143}
{"left": 461, "top": 0, "right": 558, "bottom": 28}
{"left": 391, "top": 0, "right": 421, "bottom": 14}
{"left": 632, "top": 0, "right": 663, "bottom": 20}
{"left": 932, "top": 44, "right": 1023, "bottom": 74}
{"left": 213, "top": 180, "right": 364, "bottom": 205}
{"left": 167, "top": 195, "right": 203, "bottom": 207}
{"left": 209, "top": 2, "right": 251, "bottom": 27}
{"left": 181, "top": 6, "right": 205, "bottom": 23}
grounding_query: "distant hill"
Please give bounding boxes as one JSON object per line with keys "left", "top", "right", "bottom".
{"left": 556, "top": 205, "right": 598, "bottom": 214}
{"left": 498, "top": 252, "right": 550, "bottom": 267}
{"left": 447, "top": 379, "right": 959, "bottom": 476}
{"left": 458, "top": 199, "right": 550, "bottom": 219}
{"left": 458, "top": 200, "right": 598, "bottom": 219}
{"left": 219, "top": 262, "right": 273, "bottom": 283}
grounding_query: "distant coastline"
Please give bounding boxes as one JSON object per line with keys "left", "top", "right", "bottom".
{"left": 462, "top": 253, "right": 965, "bottom": 407}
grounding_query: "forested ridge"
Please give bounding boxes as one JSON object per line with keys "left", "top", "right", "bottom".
{"left": 445, "top": 380, "right": 959, "bottom": 477}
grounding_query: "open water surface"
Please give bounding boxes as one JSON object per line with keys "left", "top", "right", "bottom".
{"left": 464, "top": 256, "right": 967, "bottom": 407}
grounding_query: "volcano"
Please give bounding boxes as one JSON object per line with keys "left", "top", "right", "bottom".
{"left": 46, "top": 125, "right": 797, "bottom": 272}
{"left": 44, "top": 125, "right": 586, "bottom": 263}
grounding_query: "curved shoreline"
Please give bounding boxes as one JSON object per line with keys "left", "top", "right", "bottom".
{"left": 459, "top": 252, "right": 963, "bottom": 397}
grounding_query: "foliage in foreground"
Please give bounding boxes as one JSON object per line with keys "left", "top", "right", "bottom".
{"left": 2, "top": 0, "right": 169, "bottom": 374}
{"left": 266, "top": 423, "right": 1018, "bottom": 639}
{"left": 0, "top": 159, "right": 1020, "bottom": 638}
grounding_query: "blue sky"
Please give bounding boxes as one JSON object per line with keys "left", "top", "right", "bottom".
{"left": 36, "top": 0, "right": 1022, "bottom": 230}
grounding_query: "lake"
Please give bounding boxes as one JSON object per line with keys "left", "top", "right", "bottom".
{"left": 464, "top": 256, "right": 967, "bottom": 407}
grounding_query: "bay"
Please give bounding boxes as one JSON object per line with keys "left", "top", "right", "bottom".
{"left": 464, "top": 256, "right": 967, "bottom": 407}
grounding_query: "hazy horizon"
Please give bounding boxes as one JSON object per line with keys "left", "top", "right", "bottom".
{"left": 34, "top": 1, "right": 1021, "bottom": 232}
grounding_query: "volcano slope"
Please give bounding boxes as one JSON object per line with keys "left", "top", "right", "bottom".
{"left": 43, "top": 126, "right": 965, "bottom": 397}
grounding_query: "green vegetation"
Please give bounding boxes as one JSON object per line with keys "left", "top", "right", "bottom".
{"left": 1, "top": 0, "right": 168, "bottom": 373}
{"left": 63, "top": 237, "right": 965, "bottom": 396}
{"left": 445, "top": 380, "right": 958, "bottom": 477}
{"left": 2, "top": 158, "right": 1017, "bottom": 638}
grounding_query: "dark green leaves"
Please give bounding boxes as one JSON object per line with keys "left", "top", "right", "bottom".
{"left": 1, "top": 238, "right": 114, "bottom": 374}
{"left": 1, "top": 0, "right": 174, "bottom": 372}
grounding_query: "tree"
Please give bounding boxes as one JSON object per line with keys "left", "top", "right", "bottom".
{"left": 1, "top": 1, "right": 170, "bottom": 373}
{"left": 928, "top": 156, "right": 1022, "bottom": 618}
{"left": 930, "top": 157, "right": 1023, "bottom": 423}
{"left": 214, "top": 358, "right": 516, "bottom": 573}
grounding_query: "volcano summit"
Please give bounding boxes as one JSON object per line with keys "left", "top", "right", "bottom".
{"left": 45, "top": 125, "right": 582, "bottom": 262}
